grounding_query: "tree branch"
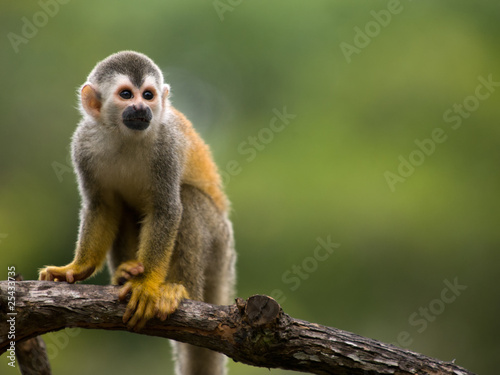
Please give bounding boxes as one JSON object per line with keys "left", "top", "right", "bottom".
{"left": 0, "top": 281, "right": 475, "bottom": 375}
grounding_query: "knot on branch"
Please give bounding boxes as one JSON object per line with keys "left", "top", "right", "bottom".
{"left": 237, "top": 295, "right": 281, "bottom": 327}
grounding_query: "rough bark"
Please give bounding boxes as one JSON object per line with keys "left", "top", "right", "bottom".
{"left": 0, "top": 281, "right": 475, "bottom": 375}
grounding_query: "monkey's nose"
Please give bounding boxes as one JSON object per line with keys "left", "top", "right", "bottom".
{"left": 122, "top": 105, "right": 153, "bottom": 131}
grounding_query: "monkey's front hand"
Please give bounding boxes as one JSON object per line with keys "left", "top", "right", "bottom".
{"left": 39, "top": 263, "right": 95, "bottom": 283}
{"left": 119, "top": 277, "right": 189, "bottom": 331}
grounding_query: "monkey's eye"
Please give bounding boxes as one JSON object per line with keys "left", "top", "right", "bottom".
{"left": 119, "top": 90, "right": 133, "bottom": 99}
{"left": 142, "top": 91, "right": 154, "bottom": 100}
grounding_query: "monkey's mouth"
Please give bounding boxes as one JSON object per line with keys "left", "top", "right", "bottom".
{"left": 122, "top": 106, "right": 153, "bottom": 131}
{"left": 123, "top": 118, "right": 150, "bottom": 130}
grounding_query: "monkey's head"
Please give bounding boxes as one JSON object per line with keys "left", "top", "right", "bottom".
{"left": 79, "top": 51, "right": 170, "bottom": 132}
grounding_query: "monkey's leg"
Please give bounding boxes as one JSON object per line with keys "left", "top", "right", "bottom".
{"left": 203, "top": 218, "right": 236, "bottom": 307}
{"left": 169, "top": 185, "right": 235, "bottom": 375}
{"left": 177, "top": 219, "right": 235, "bottom": 375}
{"left": 107, "top": 203, "right": 143, "bottom": 285}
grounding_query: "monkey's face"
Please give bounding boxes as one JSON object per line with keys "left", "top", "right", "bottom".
{"left": 81, "top": 74, "right": 169, "bottom": 133}
{"left": 112, "top": 76, "right": 161, "bottom": 131}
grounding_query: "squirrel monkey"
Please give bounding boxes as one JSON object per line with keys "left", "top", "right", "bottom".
{"left": 39, "top": 51, "right": 236, "bottom": 374}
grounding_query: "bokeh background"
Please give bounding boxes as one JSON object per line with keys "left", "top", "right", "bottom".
{"left": 1, "top": 1, "right": 499, "bottom": 374}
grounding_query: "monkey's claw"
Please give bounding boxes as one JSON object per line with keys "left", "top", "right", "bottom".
{"left": 155, "top": 283, "right": 189, "bottom": 321}
{"left": 119, "top": 279, "right": 189, "bottom": 331}
{"left": 112, "top": 260, "right": 145, "bottom": 285}
{"left": 39, "top": 263, "right": 95, "bottom": 283}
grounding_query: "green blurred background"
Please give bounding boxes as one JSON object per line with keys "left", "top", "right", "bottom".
{"left": 1, "top": 1, "right": 499, "bottom": 374}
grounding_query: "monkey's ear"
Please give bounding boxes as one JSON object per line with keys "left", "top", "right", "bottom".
{"left": 162, "top": 84, "right": 170, "bottom": 106}
{"left": 81, "top": 84, "right": 101, "bottom": 119}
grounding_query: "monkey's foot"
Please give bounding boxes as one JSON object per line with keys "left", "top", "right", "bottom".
{"left": 118, "top": 279, "right": 189, "bottom": 331}
{"left": 38, "top": 263, "right": 95, "bottom": 283}
{"left": 112, "top": 260, "right": 144, "bottom": 285}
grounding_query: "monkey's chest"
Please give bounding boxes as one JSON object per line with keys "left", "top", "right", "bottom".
{"left": 94, "top": 152, "right": 151, "bottom": 210}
